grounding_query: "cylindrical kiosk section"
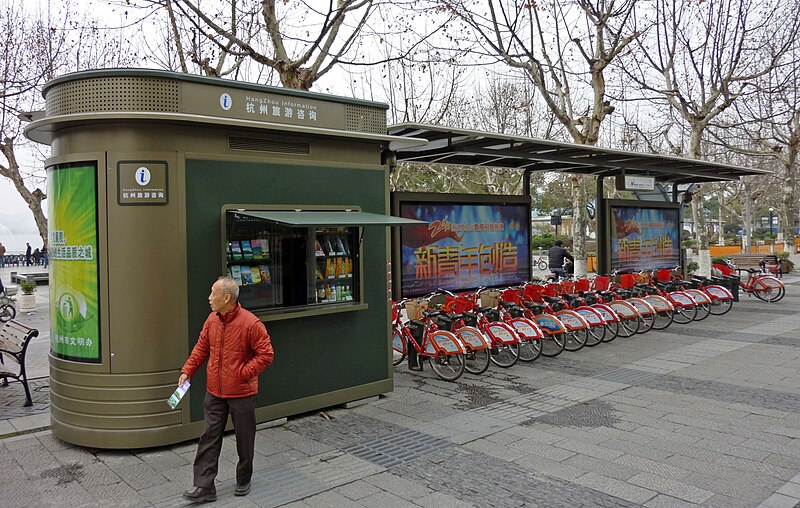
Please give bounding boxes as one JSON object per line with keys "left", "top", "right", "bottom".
{"left": 24, "top": 69, "right": 423, "bottom": 448}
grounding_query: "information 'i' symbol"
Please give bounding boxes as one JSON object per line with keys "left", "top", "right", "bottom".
{"left": 136, "top": 167, "right": 151, "bottom": 186}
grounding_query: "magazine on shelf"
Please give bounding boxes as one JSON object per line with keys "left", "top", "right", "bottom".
{"left": 230, "top": 241, "right": 243, "bottom": 261}
{"left": 167, "top": 380, "right": 190, "bottom": 409}
{"left": 240, "top": 268, "right": 254, "bottom": 285}
{"left": 230, "top": 265, "right": 243, "bottom": 285}
{"left": 250, "top": 266, "right": 262, "bottom": 284}
{"left": 241, "top": 240, "right": 253, "bottom": 260}
{"left": 323, "top": 237, "right": 335, "bottom": 256}
{"left": 251, "top": 239, "right": 264, "bottom": 260}
{"left": 258, "top": 264, "right": 271, "bottom": 283}
{"left": 334, "top": 235, "right": 346, "bottom": 255}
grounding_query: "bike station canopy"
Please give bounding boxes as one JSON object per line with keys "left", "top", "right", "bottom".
{"left": 387, "top": 123, "right": 771, "bottom": 184}
{"left": 386, "top": 123, "right": 772, "bottom": 274}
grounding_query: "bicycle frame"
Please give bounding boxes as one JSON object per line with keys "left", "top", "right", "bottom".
{"left": 392, "top": 303, "right": 465, "bottom": 359}
{"left": 740, "top": 271, "right": 784, "bottom": 295}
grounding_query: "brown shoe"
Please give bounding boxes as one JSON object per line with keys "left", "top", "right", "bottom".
{"left": 182, "top": 486, "right": 217, "bottom": 503}
{"left": 234, "top": 481, "right": 251, "bottom": 496}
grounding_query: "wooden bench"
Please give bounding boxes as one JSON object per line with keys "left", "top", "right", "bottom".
{"left": 0, "top": 320, "right": 39, "bottom": 406}
{"left": 728, "top": 254, "right": 782, "bottom": 277}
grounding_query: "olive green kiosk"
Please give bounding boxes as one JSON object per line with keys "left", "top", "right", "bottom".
{"left": 24, "top": 69, "right": 423, "bottom": 449}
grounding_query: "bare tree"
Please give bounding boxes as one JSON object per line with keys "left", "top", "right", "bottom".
{"left": 1, "top": 2, "right": 140, "bottom": 247}
{"left": 440, "top": 0, "right": 641, "bottom": 275}
{"left": 709, "top": 41, "right": 800, "bottom": 253}
{"left": 625, "top": 0, "right": 799, "bottom": 268}
{"left": 132, "top": 0, "right": 441, "bottom": 90}
{"left": 0, "top": 1, "right": 72, "bottom": 247}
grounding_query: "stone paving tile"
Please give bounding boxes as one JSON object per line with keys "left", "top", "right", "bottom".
{"left": 394, "top": 447, "right": 637, "bottom": 508}
{"left": 755, "top": 493, "right": 800, "bottom": 508}
{"left": 113, "top": 462, "right": 170, "bottom": 491}
{"left": 643, "top": 494, "right": 702, "bottom": 508}
{"left": 553, "top": 437, "right": 625, "bottom": 461}
{"left": 284, "top": 410, "right": 404, "bottom": 450}
{"left": 628, "top": 472, "right": 714, "bottom": 504}
{"left": 335, "top": 479, "right": 382, "bottom": 501}
{"left": 612, "top": 454, "right": 690, "bottom": 481}
{"left": 572, "top": 472, "right": 656, "bottom": 504}
{"left": 561, "top": 453, "right": 641, "bottom": 481}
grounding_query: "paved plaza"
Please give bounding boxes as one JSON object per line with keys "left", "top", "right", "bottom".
{"left": 1, "top": 264, "right": 800, "bottom": 507}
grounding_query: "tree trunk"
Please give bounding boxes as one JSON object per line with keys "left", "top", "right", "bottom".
{"left": 743, "top": 179, "right": 753, "bottom": 253}
{"left": 717, "top": 193, "right": 725, "bottom": 246}
{"left": 782, "top": 162, "right": 796, "bottom": 252}
{"left": 571, "top": 175, "right": 587, "bottom": 276}
{"left": 0, "top": 137, "right": 48, "bottom": 248}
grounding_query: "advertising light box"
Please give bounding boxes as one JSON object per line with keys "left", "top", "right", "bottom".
{"left": 47, "top": 163, "right": 101, "bottom": 362}
{"left": 607, "top": 200, "right": 680, "bottom": 273}
{"left": 393, "top": 193, "right": 531, "bottom": 298}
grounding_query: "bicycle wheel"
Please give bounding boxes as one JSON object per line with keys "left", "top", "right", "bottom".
{"left": 708, "top": 298, "right": 733, "bottom": 315}
{"left": 391, "top": 328, "right": 406, "bottom": 366}
{"left": 585, "top": 324, "right": 605, "bottom": 347}
{"left": 602, "top": 321, "right": 619, "bottom": 343}
{"left": 693, "top": 302, "right": 711, "bottom": 321}
{"left": 651, "top": 310, "right": 674, "bottom": 330}
{"left": 754, "top": 283, "right": 785, "bottom": 303}
{"left": 540, "top": 333, "right": 566, "bottom": 357}
{"left": 490, "top": 343, "right": 520, "bottom": 368}
{"left": 564, "top": 328, "right": 588, "bottom": 351}
{"left": 537, "top": 260, "right": 548, "bottom": 271}
{"left": 636, "top": 313, "right": 655, "bottom": 334}
{"left": 0, "top": 303, "right": 15, "bottom": 323}
{"left": 672, "top": 305, "right": 697, "bottom": 323}
{"left": 618, "top": 317, "right": 639, "bottom": 337}
{"left": 463, "top": 347, "right": 491, "bottom": 375}
{"left": 518, "top": 337, "right": 542, "bottom": 362}
{"left": 428, "top": 352, "right": 465, "bottom": 381}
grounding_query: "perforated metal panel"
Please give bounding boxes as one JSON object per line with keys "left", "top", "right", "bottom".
{"left": 228, "top": 136, "right": 310, "bottom": 154}
{"left": 345, "top": 104, "right": 386, "bottom": 134}
{"left": 46, "top": 77, "right": 180, "bottom": 116}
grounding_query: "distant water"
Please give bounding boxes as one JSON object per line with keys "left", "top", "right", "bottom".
{"left": 0, "top": 232, "right": 46, "bottom": 254}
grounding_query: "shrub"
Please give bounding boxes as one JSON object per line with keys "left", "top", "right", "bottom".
{"left": 19, "top": 280, "right": 37, "bottom": 295}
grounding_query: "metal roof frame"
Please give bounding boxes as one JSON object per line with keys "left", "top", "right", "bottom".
{"left": 388, "top": 123, "right": 771, "bottom": 184}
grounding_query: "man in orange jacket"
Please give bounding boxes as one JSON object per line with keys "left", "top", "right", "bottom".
{"left": 180, "top": 276, "right": 274, "bottom": 503}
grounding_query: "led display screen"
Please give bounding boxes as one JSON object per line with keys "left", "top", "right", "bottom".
{"left": 396, "top": 195, "right": 530, "bottom": 297}
{"left": 608, "top": 201, "right": 680, "bottom": 272}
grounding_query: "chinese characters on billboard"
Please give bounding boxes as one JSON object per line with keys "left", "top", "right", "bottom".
{"left": 397, "top": 198, "right": 530, "bottom": 297}
{"left": 47, "top": 163, "right": 101, "bottom": 362}
{"left": 609, "top": 203, "right": 680, "bottom": 272}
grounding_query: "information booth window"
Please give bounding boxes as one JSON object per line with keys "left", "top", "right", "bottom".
{"left": 225, "top": 211, "right": 361, "bottom": 311}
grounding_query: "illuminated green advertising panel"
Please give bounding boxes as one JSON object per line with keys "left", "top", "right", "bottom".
{"left": 47, "top": 163, "right": 100, "bottom": 362}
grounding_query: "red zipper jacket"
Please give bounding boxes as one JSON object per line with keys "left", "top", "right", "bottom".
{"left": 182, "top": 303, "right": 274, "bottom": 398}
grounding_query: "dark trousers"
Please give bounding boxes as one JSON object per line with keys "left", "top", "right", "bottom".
{"left": 193, "top": 392, "right": 256, "bottom": 488}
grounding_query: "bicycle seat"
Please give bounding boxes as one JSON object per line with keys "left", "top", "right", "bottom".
{"left": 498, "top": 301, "right": 516, "bottom": 309}
{"left": 543, "top": 295, "right": 562, "bottom": 303}
{"left": 423, "top": 310, "right": 443, "bottom": 319}
{"left": 473, "top": 305, "right": 493, "bottom": 313}
{"left": 522, "top": 301, "right": 544, "bottom": 310}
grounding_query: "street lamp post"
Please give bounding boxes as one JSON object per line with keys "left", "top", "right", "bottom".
{"left": 769, "top": 207, "right": 774, "bottom": 235}
{"left": 768, "top": 207, "right": 774, "bottom": 253}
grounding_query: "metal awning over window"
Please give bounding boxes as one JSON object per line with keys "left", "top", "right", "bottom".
{"left": 235, "top": 210, "right": 425, "bottom": 227}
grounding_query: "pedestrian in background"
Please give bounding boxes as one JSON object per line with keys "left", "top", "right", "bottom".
{"left": 25, "top": 243, "right": 32, "bottom": 266}
{"left": 179, "top": 276, "right": 274, "bottom": 503}
{"left": 0, "top": 242, "right": 5, "bottom": 268}
{"left": 548, "top": 239, "right": 574, "bottom": 280}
